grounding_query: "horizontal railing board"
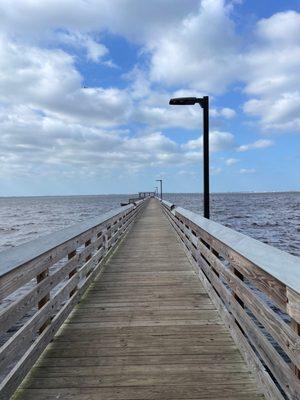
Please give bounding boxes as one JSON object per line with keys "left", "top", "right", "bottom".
{"left": 175, "top": 212, "right": 288, "bottom": 312}
{"left": 0, "top": 274, "right": 79, "bottom": 372}
{"left": 175, "top": 206, "right": 300, "bottom": 294}
{"left": 196, "top": 247, "right": 300, "bottom": 397}
{"left": 196, "top": 239, "right": 300, "bottom": 367}
{"left": 0, "top": 204, "right": 133, "bottom": 278}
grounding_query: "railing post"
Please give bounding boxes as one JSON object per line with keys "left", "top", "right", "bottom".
{"left": 104, "top": 225, "right": 110, "bottom": 251}
{"left": 121, "top": 212, "right": 126, "bottom": 233}
{"left": 68, "top": 249, "right": 77, "bottom": 297}
{"left": 97, "top": 231, "right": 103, "bottom": 250}
{"left": 292, "top": 320, "right": 300, "bottom": 378}
{"left": 118, "top": 216, "right": 122, "bottom": 233}
{"left": 287, "top": 288, "right": 300, "bottom": 379}
{"left": 85, "top": 239, "right": 92, "bottom": 261}
{"left": 84, "top": 239, "right": 92, "bottom": 278}
{"left": 231, "top": 267, "right": 244, "bottom": 308}
{"left": 229, "top": 265, "right": 245, "bottom": 334}
{"left": 36, "top": 268, "right": 50, "bottom": 333}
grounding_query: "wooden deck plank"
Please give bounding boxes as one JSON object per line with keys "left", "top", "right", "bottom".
{"left": 13, "top": 199, "right": 264, "bottom": 399}
{"left": 36, "top": 353, "right": 245, "bottom": 367}
{"left": 17, "top": 387, "right": 265, "bottom": 400}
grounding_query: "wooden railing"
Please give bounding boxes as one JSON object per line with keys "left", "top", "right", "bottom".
{"left": 0, "top": 199, "right": 146, "bottom": 399}
{"left": 161, "top": 200, "right": 300, "bottom": 400}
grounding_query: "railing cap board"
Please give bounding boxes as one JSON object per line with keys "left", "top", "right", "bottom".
{"left": 0, "top": 204, "right": 134, "bottom": 279}
{"left": 134, "top": 199, "right": 144, "bottom": 206}
{"left": 161, "top": 200, "right": 174, "bottom": 210}
{"left": 175, "top": 206, "right": 300, "bottom": 294}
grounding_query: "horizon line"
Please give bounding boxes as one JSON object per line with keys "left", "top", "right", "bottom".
{"left": 0, "top": 190, "right": 299, "bottom": 198}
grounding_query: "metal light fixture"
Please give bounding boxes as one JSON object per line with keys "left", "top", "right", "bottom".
{"left": 169, "top": 96, "right": 210, "bottom": 219}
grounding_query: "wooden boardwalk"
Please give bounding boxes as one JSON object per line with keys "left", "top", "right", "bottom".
{"left": 15, "top": 199, "right": 264, "bottom": 400}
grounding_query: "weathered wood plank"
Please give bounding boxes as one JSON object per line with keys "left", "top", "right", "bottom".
{"left": 200, "top": 243, "right": 297, "bottom": 398}
{"left": 0, "top": 205, "right": 135, "bottom": 300}
{"left": 196, "top": 239, "right": 300, "bottom": 368}
{"left": 174, "top": 206, "right": 300, "bottom": 295}
{"left": 37, "top": 353, "right": 244, "bottom": 367}
{"left": 162, "top": 200, "right": 300, "bottom": 400}
{"left": 0, "top": 236, "right": 103, "bottom": 334}
{"left": 22, "top": 372, "right": 258, "bottom": 388}
{"left": 0, "top": 274, "right": 79, "bottom": 373}
{"left": 1, "top": 200, "right": 146, "bottom": 399}
{"left": 176, "top": 211, "right": 288, "bottom": 311}
{"left": 16, "top": 387, "right": 265, "bottom": 400}
{"left": 12, "top": 199, "right": 264, "bottom": 400}
{"left": 179, "top": 241, "right": 285, "bottom": 400}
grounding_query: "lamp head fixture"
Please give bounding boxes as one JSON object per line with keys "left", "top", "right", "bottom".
{"left": 169, "top": 97, "right": 205, "bottom": 108}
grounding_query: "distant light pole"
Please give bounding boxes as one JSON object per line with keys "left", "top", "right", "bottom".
{"left": 155, "top": 186, "right": 158, "bottom": 197}
{"left": 169, "top": 96, "right": 210, "bottom": 219}
{"left": 156, "top": 179, "right": 163, "bottom": 201}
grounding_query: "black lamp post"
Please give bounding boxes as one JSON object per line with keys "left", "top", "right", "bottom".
{"left": 156, "top": 179, "right": 163, "bottom": 201}
{"left": 169, "top": 96, "right": 210, "bottom": 219}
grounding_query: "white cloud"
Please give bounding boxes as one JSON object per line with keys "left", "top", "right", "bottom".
{"left": 82, "top": 38, "right": 107, "bottom": 62}
{"left": 211, "top": 107, "right": 236, "bottom": 119}
{"left": 0, "top": 102, "right": 236, "bottom": 178}
{"left": 183, "top": 130, "right": 235, "bottom": 152}
{"left": 244, "top": 93, "right": 300, "bottom": 131}
{"left": 225, "top": 158, "right": 239, "bottom": 165}
{"left": 1, "top": 0, "right": 298, "bottom": 187}
{"left": 57, "top": 32, "right": 108, "bottom": 63}
{"left": 237, "top": 139, "right": 274, "bottom": 152}
{"left": 126, "top": 76, "right": 235, "bottom": 129}
{"left": 256, "top": 10, "right": 300, "bottom": 46}
{"left": 123, "top": 132, "right": 177, "bottom": 154}
{"left": 210, "top": 166, "right": 222, "bottom": 175}
{"left": 0, "top": 0, "right": 199, "bottom": 42}
{"left": 1, "top": 1, "right": 300, "bottom": 135}
{"left": 133, "top": 102, "right": 236, "bottom": 130}
{"left": 0, "top": 36, "right": 132, "bottom": 126}
{"left": 243, "top": 10, "right": 300, "bottom": 132}
{"left": 0, "top": 11, "right": 240, "bottom": 182}
{"left": 239, "top": 168, "right": 256, "bottom": 174}
{"left": 0, "top": 30, "right": 238, "bottom": 135}
{"left": 132, "top": 103, "right": 200, "bottom": 129}
{"left": 177, "top": 170, "right": 197, "bottom": 177}
{"left": 0, "top": 36, "right": 80, "bottom": 103}
{"left": 149, "top": 0, "right": 241, "bottom": 93}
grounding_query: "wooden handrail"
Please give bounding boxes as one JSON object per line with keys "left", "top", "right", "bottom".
{"left": 175, "top": 206, "right": 300, "bottom": 294}
{"left": 0, "top": 199, "right": 147, "bottom": 399}
{"left": 161, "top": 199, "right": 300, "bottom": 400}
{"left": 161, "top": 200, "right": 174, "bottom": 210}
{"left": 0, "top": 204, "right": 133, "bottom": 278}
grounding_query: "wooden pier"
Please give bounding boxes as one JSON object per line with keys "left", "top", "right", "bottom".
{"left": 1, "top": 197, "right": 300, "bottom": 399}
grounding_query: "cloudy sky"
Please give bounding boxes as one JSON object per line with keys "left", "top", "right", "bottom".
{"left": 0, "top": 0, "right": 299, "bottom": 195}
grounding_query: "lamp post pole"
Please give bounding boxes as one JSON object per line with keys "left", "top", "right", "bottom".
{"left": 169, "top": 96, "right": 210, "bottom": 219}
{"left": 202, "top": 96, "right": 210, "bottom": 219}
{"left": 156, "top": 179, "right": 163, "bottom": 201}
